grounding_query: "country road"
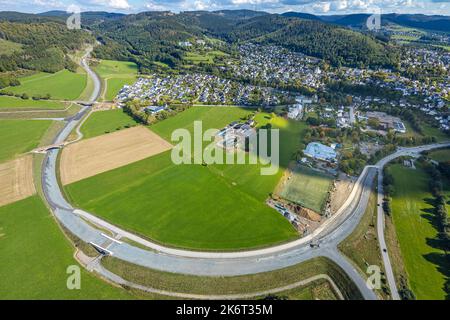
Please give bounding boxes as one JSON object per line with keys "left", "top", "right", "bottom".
{"left": 39, "top": 46, "right": 450, "bottom": 300}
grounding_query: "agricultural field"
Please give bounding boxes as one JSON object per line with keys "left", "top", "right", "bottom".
{"left": 61, "top": 126, "right": 172, "bottom": 184}
{"left": 388, "top": 164, "right": 448, "bottom": 299}
{"left": 94, "top": 60, "right": 138, "bottom": 101}
{"left": 0, "top": 119, "right": 53, "bottom": 163}
{"left": 0, "top": 155, "right": 35, "bottom": 207}
{"left": 4, "top": 70, "right": 87, "bottom": 101}
{"left": 0, "top": 96, "right": 68, "bottom": 110}
{"left": 0, "top": 196, "right": 134, "bottom": 299}
{"left": 276, "top": 166, "right": 333, "bottom": 213}
{"left": 80, "top": 109, "right": 138, "bottom": 139}
{"left": 0, "top": 39, "right": 22, "bottom": 55}
{"left": 65, "top": 107, "right": 304, "bottom": 250}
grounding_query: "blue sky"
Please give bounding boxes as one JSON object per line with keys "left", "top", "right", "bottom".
{"left": 0, "top": 0, "right": 449, "bottom": 15}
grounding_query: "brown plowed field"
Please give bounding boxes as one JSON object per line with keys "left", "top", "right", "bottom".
{"left": 60, "top": 126, "right": 172, "bottom": 185}
{"left": 0, "top": 155, "right": 36, "bottom": 207}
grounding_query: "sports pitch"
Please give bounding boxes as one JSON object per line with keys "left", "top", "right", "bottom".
{"left": 65, "top": 107, "right": 306, "bottom": 250}
{"left": 276, "top": 166, "right": 333, "bottom": 213}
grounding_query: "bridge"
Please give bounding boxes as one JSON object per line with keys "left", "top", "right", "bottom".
{"left": 32, "top": 142, "right": 68, "bottom": 154}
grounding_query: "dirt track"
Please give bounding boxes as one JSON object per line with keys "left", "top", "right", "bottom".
{"left": 60, "top": 126, "right": 172, "bottom": 185}
{"left": 0, "top": 155, "right": 36, "bottom": 207}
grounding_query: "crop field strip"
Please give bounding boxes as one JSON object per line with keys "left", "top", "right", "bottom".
{"left": 60, "top": 126, "right": 173, "bottom": 185}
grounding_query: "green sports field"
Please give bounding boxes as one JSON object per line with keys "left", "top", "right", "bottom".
{"left": 389, "top": 164, "right": 448, "bottom": 299}
{"left": 80, "top": 109, "right": 138, "bottom": 139}
{"left": 0, "top": 196, "right": 134, "bottom": 299}
{"left": 277, "top": 166, "right": 333, "bottom": 213}
{"left": 5, "top": 70, "right": 87, "bottom": 101}
{"left": 94, "top": 60, "right": 138, "bottom": 101}
{"left": 66, "top": 107, "right": 305, "bottom": 250}
{"left": 0, "top": 96, "right": 67, "bottom": 110}
{"left": 0, "top": 119, "right": 53, "bottom": 163}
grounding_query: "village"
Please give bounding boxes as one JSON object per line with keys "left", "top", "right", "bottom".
{"left": 116, "top": 73, "right": 292, "bottom": 107}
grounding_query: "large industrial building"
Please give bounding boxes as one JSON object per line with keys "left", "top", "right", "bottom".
{"left": 304, "top": 142, "right": 338, "bottom": 162}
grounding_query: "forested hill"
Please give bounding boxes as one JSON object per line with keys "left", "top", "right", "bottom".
{"left": 87, "top": 10, "right": 398, "bottom": 71}
{"left": 228, "top": 15, "right": 398, "bottom": 68}
{"left": 0, "top": 20, "right": 93, "bottom": 73}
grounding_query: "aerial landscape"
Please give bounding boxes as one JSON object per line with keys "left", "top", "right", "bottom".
{"left": 0, "top": 0, "right": 449, "bottom": 306}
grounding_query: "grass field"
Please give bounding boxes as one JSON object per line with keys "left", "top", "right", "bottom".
{"left": 103, "top": 256, "right": 358, "bottom": 299}
{"left": 80, "top": 109, "right": 138, "bottom": 139}
{"left": 65, "top": 107, "right": 306, "bottom": 250}
{"left": 94, "top": 60, "right": 138, "bottom": 101}
{"left": 429, "top": 148, "right": 450, "bottom": 162}
{"left": 0, "top": 196, "right": 135, "bottom": 299}
{"left": 183, "top": 50, "right": 228, "bottom": 65}
{"left": 400, "top": 121, "right": 449, "bottom": 143}
{"left": 276, "top": 166, "right": 333, "bottom": 213}
{"left": 0, "top": 119, "right": 53, "bottom": 163}
{"left": 0, "top": 39, "right": 22, "bottom": 55}
{"left": 0, "top": 96, "right": 67, "bottom": 110}
{"left": 388, "top": 164, "right": 448, "bottom": 299}
{"left": 5, "top": 70, "right": 87, "bottom": 101}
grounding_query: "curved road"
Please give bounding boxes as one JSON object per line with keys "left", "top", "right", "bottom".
{"left": 40, "top": 48, "right": 450, "bottom": 300}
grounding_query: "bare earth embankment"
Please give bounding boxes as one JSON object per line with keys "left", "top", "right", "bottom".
{"left": 60, "top": 126, "right": 173, "bottom": 185}
{"left": 0, "top": 155, "right": 36, "bottom": 207}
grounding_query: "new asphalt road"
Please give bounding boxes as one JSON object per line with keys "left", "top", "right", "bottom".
{"left": 40, "top": 48, "right": 450, "bottom": 300}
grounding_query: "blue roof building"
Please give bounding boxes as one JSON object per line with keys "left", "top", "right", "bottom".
{"left": 144, "top": 105, "right": 166, "bottom": 114}
{"left": 304, "top": 142, "right": 337, "bottom": 162}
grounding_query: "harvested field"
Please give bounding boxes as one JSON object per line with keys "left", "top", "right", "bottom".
{"left": 60, "top": 126, "right": 172, "bottom": 185}
{"left": 0, "top": 155, "right": 36, "bottom": 207}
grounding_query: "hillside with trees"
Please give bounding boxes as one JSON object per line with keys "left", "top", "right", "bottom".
{"left": 0, "top": 20, "right": 94, "bottom": 74}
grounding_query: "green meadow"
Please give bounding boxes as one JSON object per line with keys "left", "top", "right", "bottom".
{"left": 183, "top": 50, "right": 228, "bottom": 65}
{"left": 429, "top": 148, "right": 450, "bottom": 162}
{"left": 0, "top": 196, "right": 134, "bottom": 299}
{"left": 0, "top": 95, "right": 67, "bottom": 110}
{"left": 94, "top": 60, "right": 138, "bottom": 101}
{"left": 80, "top": 109, "right": 138, "bottom": 139}
{"left": 389, "top": 164, "right": 448, "bottom": 299}
{"left": 65, "top": 107, "right": 305, "bottom": 250}
{"left": 5, "top": 70, "right": 86, "bottom": 101}
{"left": 0, "top": 119, "right": 53, "bottom": 163}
